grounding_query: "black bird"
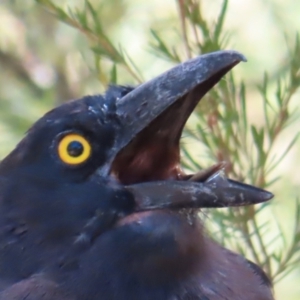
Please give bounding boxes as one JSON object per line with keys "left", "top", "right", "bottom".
{"left": 0, "top": 51, "right": 274, "bottom": 300}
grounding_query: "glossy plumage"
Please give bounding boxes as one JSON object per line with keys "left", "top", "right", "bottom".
{"left": 0, "top": 51, "right": 274, "bottom": 300}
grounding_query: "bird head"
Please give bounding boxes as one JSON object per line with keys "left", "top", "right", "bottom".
{"left": 0, "top": 50, "right": 273, "bottom": 246}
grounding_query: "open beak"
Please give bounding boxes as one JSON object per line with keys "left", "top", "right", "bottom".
{"left": 110, "top": 50, "right": 273, "bottom": 211}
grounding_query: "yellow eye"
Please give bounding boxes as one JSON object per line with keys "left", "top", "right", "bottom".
{"left": 58, "top": 134, "right": 91, "bottom": 165}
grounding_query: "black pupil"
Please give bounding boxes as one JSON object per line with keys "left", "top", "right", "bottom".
{"left": 67, "top": 141, "right": 84, "bottom": 157}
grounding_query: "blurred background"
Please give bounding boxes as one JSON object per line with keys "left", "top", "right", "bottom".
{"left": 0, "top": 0, "right": 299, "bottom": 299}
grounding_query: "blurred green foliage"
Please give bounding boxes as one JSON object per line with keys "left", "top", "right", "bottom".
{"left": 1, "top": 0, "right": 300, "bottom": 299}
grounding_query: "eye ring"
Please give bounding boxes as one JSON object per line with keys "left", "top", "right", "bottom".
{"left": 58, "top": 133, "right": 91, "bottom": 165}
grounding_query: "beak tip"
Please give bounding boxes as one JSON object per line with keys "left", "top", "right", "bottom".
{"left": 261, "top": 190, "right": 274, "bottom": 201}
{"left": 226, "top": 50, "right": 247, "bottom": 63}
{"left": 240, "top": 54, "right": 247, "bottom": 62}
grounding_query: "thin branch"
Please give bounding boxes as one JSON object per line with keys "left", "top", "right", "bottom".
{"left": 176, "top": 0, "right": 192, "bottom": 59}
